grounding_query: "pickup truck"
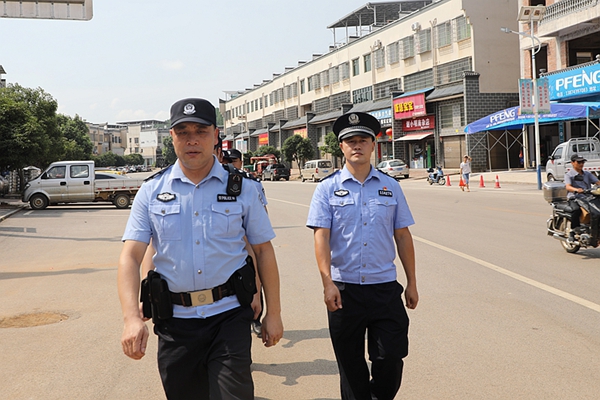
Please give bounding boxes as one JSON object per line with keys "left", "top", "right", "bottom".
{"left": 22, "top": 161, "right": 144, "bottom": 210}
{"left": 546, "top": 138, "right": 600, "bottom": 181}
{"left": 261, "top": 163, "right": 290, "bottom": 181}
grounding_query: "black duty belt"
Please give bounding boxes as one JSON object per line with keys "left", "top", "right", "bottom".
{"left": 170, "top": 281, "right": 236, "bottom": 307}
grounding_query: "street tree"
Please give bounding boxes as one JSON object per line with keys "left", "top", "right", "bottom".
{"left": 163, "top": 136, "right": 177, "bottom": 165}
{"left": 57, "top": 114, "right": 93, "bottom": 160}
{"left": 282, "top": 135, "right": 314, "bottom": 175}
{"left": 124, "top": 153, "right": 144, "bottom": 166}
{"left": 319, "top": 132, "right": 343, "bottom": 167}
{"left": 256, "top": 145, "right": 281, "bottom": 161}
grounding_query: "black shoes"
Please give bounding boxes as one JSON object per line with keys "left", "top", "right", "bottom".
{"left": 252, "top": 320, "right": 262, "bottom": 338}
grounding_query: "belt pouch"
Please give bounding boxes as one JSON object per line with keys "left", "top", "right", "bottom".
{"left": 140, "top": 272, "right": 152, "bottom": 319}
{"left": 150, "top": 272, "right": 173, "bottom": 323}
{"left": 231, "top": 258, "right": 257, "bottom": 307}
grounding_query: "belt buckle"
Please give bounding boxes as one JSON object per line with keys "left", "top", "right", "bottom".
{"left": 189, "top": 289, "right": 214, "bottom": 307}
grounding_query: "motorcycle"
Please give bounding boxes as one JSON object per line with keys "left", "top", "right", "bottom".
{"left": 426, "top": 166, "right": 446, "bottom": 185}
{"left": 545, "top": 182, "right": 600, "bottom": 253}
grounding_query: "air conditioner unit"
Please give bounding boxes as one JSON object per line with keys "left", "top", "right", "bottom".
{"left": 411, "top": 22, "right": 421, "bottom": 31}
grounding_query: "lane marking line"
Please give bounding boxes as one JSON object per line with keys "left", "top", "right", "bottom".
{"left": 413, "top": 235, "right": 600, "bottom": 314}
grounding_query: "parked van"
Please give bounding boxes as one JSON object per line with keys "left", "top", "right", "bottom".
{"left": 301, "top": 159, "right": 334, "bottom": 182}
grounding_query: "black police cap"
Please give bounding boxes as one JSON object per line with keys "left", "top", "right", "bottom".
{"left": 223, "top": 149, "right": 242, "bottom": 160}
{"left": 333, "top": 112, "right": 381, "bottom": 141}
{"left": 170, "top": 98, "right": 216, "bottom": 128}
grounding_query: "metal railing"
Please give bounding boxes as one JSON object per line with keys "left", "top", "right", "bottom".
{"left": 542, "top": 0, "right": 598, "bottom": 22}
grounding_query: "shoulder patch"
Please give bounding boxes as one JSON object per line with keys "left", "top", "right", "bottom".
{"left": 157, "top": 192, "right": 176, "bottom": 202}
{"left": 319, "top": 170, "right": 338, "bottom": 182}
{"left": 144, "top": 164, "right": 172, "bottom": 182}
{"left": 334, "top": 189, "right": 349, "bottom": 197}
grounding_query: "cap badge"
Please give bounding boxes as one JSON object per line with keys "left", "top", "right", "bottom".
{"left": 183, "top": 103, "right": 196, "bottom": 115}
{"left": 348, "top": 114, "right": 360, "bottom": 125}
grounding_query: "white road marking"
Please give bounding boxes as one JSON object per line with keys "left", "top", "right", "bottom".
{"left": 414, "top": 235, "right": 600, "bottom": 313}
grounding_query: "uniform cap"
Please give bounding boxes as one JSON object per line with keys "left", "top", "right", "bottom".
{"left": 571, "top": 154, "right": 587, "bottom": 163}
{"left": 333, "top": 112, "right": 381, "bottom": 141}
{"left": 223, "top": 149, "right": 242, "bottom": 160}
{"left": 170, "top": 98, "right": 216, "bottom": 128}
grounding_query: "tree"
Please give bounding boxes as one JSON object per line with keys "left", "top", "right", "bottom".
{"left": 282, "top": 135, "right": 314, "bottom": 175}
{"left": 124, "top": 153, "right": 144, "bottom": 165}
{"left": 256, "top": 145, "right": 281, "bottom": 161}
{"left": 0, "top": 84, "right": 62, "bottom": 189}
{"left": 93, "top": 152, "right": 122, "bottom": 167}
{"left": 162, "top": 136, "right": 177, "bottom": 165}
{"left": 57, "top": 114, "right": 93, "bottom": 160}
{"left": 319, "top": 132, "right": 343, "bottom": 167}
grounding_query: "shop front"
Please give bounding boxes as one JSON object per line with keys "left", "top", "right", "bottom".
{"left": 369, "top": 108, "right": 393, "bottom": 162}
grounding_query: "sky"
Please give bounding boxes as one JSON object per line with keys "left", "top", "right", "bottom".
{"left": 0, "top": 0, "right": 369, "bottom": 125}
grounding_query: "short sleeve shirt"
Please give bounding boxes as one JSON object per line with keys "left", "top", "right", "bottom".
{"left": 306, "top": 166, "right": 414, "bottom": 285}
{"left": 122, "top": 157, "right": 275, "bottom": 319}
{"left": 565, "top": 169, "right": 599, "bottom": 199}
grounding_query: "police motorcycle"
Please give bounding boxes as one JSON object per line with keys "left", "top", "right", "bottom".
{"left": 426, "top": 166, "right": 446, "bottom": 185}
{"left": 545, "top": 181, "right": 600, "bottom": 253}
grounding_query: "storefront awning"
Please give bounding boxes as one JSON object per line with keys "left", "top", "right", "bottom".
{"left": 250, "top": 128, "right": 268, "bottom": 137}
{"left": 464, "top": 102, "right": 600, "bottom": 134}
{"left": 426, "top": 84, "right": 463, "bottom": 101}
{"left": 281, "top": 116, "right": 308, "bottom": 130}
{"left": 310, "top": 110, "right": 342, "bottom": 124}
{"left": 393, "top": 87, "right": 434, "bottom": 100}
{"left": 395, "top": 132, "right": 433, "bottom": 141}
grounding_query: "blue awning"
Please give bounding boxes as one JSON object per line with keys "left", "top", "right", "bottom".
{"left": 465, "top": 102, "right": 600, "bottom": 134}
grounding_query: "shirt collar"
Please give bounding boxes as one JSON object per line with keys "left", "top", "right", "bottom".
{"left": 172, "top": 155, "right": 227, "bottom": 185}
{"left": 340, "top": 165, "right": 379, "bottom": 184}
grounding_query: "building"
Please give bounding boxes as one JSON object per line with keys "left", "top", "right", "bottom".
{"left": 86, "top": 123, "right": 128, "bottom": 156}
{"left": 221, "top": 0, "right": 523, "bottom": 171}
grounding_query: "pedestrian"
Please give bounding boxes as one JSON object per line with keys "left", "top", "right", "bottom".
{"left": 306, "top": 112, "right": 419, "bottom": 400}
{"left": 565, "top": 153, "right": 599, "bottom": 243}
{"left": 460, "top": 155, "right": 472, "bottom": 192}
{"left": 223, "top": 148, "right": 268, "bottom": 338}
{"left": 117, "top": 97, "right": 283, "bottom": 399}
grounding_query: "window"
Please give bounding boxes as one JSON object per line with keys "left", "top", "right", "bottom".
{"left": 329, "top": 66, "right": 340, "bottom": 84}
{"left": 455, "top": 16, "right": 471, "bottom": 41}
{"left": 435, "top": 57, "right": 472, "bottom": 85}
{"left": 373, "top": 78, "right": 401, "bottom": 100}
{"left": 300, "top": 79, "right": 305, "bottom": 94}
{"left": 340, "top": 62, "right": 350, "bottom": 80}
{"left": 307, "top": 76, "right": 314, "bottom": 91}
{"left": 440, "top": 103, "right": 465, "bottom": 129}
{"left": 352, "top": 86, "right": 373, "bottom": 104}
{"left": 417, "top": 29, "right": 431, "bottom": 53}
{"left": 401, "top": 36, "right": 415, "bottom": 59}
{"left": 46, "top": 166, "right": 66, "bottom": 179}
{"left": 387, "top": 42, "right": 400, "bottom": 64}
{"left": 313, "top": 74, "right": 321, "bottom": 90}
{"left": 436, "top": 21, "right": 452, "bottom": 47}
{"left": 320, "top": 71, "right": 330, "bottom": 87}
{"left": 374, "top": 48, "right": 385, "bottom": 68}
{"left": 364, "top": 54, "right": 372, "bottom": 73}
{"left": 352, "top": 58, "right": 360, "bottom": 76}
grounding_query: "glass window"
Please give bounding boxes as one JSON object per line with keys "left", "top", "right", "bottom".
{"left": 436, "top": 21, "right": 452, "bottom": 48}
{"left": 46, "top": 166, "right": 66, "bottom": 179}
{"left": 70, "top": 165, "right": 89, "bottom": 178}
{"left": 352, "top": 58, "right": 360, "bottom": 76}
{"left": 455, "top": 16, "right": 471, "bottom": 41}
{"left": 364, "top": 54, "right": 372, "bottom": 73}
{"left": 401, "top": 36, "right": 415, "bottom": 59}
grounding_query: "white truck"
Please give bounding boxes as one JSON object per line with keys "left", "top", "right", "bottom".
{"left": 22, "top": 161, "right": 144, "bottom": 210}
{"left": 545, "top": 137, "right": 600, "bottom": 181}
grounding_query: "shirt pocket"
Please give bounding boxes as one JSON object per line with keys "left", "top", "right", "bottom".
{"left": 211, "top": 203, "right": 243, "bottom": 237}
{"left": 149, "top": 203, "right": 182, "bottom": 241}
{"left": 329, "top": 197, "right": 356, "bottom": 226}
{"left": 371, "top": 197, "right": 397, "bottom": 225}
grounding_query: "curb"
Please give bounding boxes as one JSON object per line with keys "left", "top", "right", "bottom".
{"left": 0, "top": 204, "right": 28, "bottom": 223}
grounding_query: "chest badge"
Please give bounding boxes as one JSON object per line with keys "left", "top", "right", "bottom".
{"left": 334, "top": 189, "right": 349, "bottom": 197}
{"left": 217, "top": 194, "right": 237, "bottom": 202}
{"left": 157, "top": 192, "right": 176, "bottom": 202}
{"left": 378, "top": 188, "right": 393, "bottom": 197}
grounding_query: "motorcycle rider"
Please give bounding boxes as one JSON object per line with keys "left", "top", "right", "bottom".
{"left": 565, "top": 153, "right": 599, "bottom": 242}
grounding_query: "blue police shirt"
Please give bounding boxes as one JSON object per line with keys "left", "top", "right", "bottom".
{"left": 306, "top": 166, "right": 414, "bottom": 284}
{"left": 122, "top": 157, "right": 275, "bottom": 319}
{"left": 565, "top": 169, "right": 599, "bottom": 199}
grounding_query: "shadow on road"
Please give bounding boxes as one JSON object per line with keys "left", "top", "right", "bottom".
{"left": 252, "top": 358, "right": 338, "bottom": 386}
{"left": 0, "top": 267, "right": 111, "bottom": 280}
{"left": 281, "top": 327, "right": 330, "bottom": 348}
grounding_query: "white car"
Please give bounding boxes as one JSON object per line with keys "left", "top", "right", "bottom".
{"left": 376, "top": 159, "right": 410, "bottom": 180}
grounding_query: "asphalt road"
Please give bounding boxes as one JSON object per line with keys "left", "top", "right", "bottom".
{"left": 1, "top": 178, "right": 599, "bottom": 399}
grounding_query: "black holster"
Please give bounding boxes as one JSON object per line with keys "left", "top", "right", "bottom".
{"left": 140, "top": 270, "right": 173, "bottom": 324}
{"left": 231, "top": 256, "right": 257, "bottom": 307}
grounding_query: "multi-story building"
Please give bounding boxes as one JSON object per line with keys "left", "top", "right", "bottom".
{"left": 221, "top": 0, "right": 523, "bottom": 171}
{"left": 116, "top": 119, "right": 170, "bottom": 166}
{"left": 86, "top": 122, "right": 128, "bottom": 156}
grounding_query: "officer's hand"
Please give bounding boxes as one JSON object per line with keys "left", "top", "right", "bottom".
{"left": 250, "top": 291, "right": 262, "bottom": 320}
{"left": 323, "top": 282, "right": 342, "bottom": 312}
{"left": 405, "top": 284, "right": 419, "bottom": 310}
{"left": 121, "top": 317, "right": 149, "bottom": 360}
{"left": 138, "top": 302, "right": 150, "bottom": 322}
{"left": 261, "top": 313, "right": 283, "bottom": 347}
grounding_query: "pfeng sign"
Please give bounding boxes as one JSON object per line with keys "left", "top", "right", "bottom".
{"left": 1, "top": 0, "right": 93, "bottom": 21}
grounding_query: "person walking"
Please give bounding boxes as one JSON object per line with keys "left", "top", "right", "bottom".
{"left": 460, "top": 155, "right": 472, "bottom": 192}
{"left": 118, "top": 97, "right": 283, "bottom": 399}
{"left": 306, "top": 112, "right": 419, "bottom": 400}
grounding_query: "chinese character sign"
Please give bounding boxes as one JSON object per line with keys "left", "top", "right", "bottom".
{"left": 393, "top": 93, "right": 426, "bottom": 119}
{"left": 519, "top": 79, "right": 534, "bottom": 114}
{"left": 403, "top": 115, "right": 435, "bottom": 131}
{"left": 537, "top": 77, "right": 551, "bottom": 114}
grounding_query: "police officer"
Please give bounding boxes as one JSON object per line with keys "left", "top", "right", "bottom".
{"left": 118, "top": 98, "right": 283, "bottom": 399}
{"left": 565, "top": 153, "right": 599, "bottom": 242}
{"left": 306, "top": 112, "right": 418, "bottom": 400}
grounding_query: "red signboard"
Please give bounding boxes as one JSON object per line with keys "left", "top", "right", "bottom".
{"left": 259, "top": 133, "right": 269, "bottom": 146}
{"left": 393, "top": 93, "right": 426, "bottom": 119}
{"left": 222, "top": 141, "right": 231, "bottom": 150}
{"left": 403, "top": 115, "right": 435, "bottom": 131}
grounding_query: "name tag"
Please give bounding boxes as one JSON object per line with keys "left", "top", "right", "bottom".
{"left": 217, "top": 194, "right": 237, "bottom": 202}
{"left": 379, "top": 190, "right": 393, "bottom": 197}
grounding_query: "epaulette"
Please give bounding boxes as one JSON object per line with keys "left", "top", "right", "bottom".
{"left": 319, "top": 170, "right": 339, "bottom": 182}
{"left": 375, "top": 168, "right": 395, "bottom": 179}
{"left": 144, "top": 164, "right": 172, "bottom": 182}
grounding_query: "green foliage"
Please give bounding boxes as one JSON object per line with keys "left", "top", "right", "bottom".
{"left": 57, "top": 114, "right": 93, "bottom": 160}
{"left": 256, "top": 145, "right": 280, "bottom": 160}
{"left": 124, "top": 153, "right": 144, "bottom": 165}
{"left": 282, "top": 135, "right": 314, "bottom": 175}
{"left": 162, "top": 135, "right": 177, "bottom": 165}
{"left": 93, "top": 152, "right": 123, "bottom": 167}
{"left": 319, "top": 132, "right": 343, "bottom": 160}
{"left": 0, "top": 84, "right": 62, "bottom": 171}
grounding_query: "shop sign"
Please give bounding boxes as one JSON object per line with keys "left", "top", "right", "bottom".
{"left": 369, "top": 108, "right": 392, "bottom": 127}
{"left": 259, "top": 133, "right": 269, "bottom": 146}
{"left": 548, "top": 63, "right": 600, "bottom": 101}
{"left": 393, "top": 93, "right": 426, "bottom": 119}
{"left": 519, "top": 79, "right": 534, "bottom": 114}
{"left": 294, "top": 128, "right": 307, "bottom": 138}
{"left": 403, "top": 115, "right": 435, "bottom": 131}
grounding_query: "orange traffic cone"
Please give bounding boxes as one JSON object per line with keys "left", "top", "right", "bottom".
{"left": 479, "top": 175, "right": 485, "bottom": 188}
{"left": 494, "top": 175, "right": 501, "bottom": 188}
{"left": 446, "top": 174, "right": 451, "bottom": 186}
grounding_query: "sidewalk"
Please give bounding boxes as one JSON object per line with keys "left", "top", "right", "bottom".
{"left": 408, "top": 168, "right": 541, "bottom": 185}
{"left": 0, "top": 196, "right": 27, "bottom": 222}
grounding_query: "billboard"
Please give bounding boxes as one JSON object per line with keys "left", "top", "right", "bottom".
{"left": 393, "top": 93, "right": 426, "bottom": 119}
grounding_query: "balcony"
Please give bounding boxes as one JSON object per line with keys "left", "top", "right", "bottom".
{"left": 538, "top": 0, "right": 600, "bottom": 37}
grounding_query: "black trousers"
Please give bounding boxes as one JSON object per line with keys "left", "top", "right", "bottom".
{"left": 328, "top": 281, "right": 410, "bottom": 400}
{"left": 155, "top": 306, "right": 254, "bottom": 400}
